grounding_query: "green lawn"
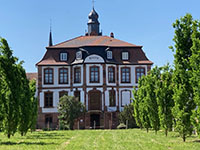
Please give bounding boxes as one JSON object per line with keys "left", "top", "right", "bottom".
{"left": 0, "top": 129, "right": 199, "bottom": 150}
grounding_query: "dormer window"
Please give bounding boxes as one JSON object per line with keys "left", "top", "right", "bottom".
{"left": 76, "top": 51, "right": 82, "bottom": 60}
{"left": 107, "top": 51, "right": 112, "bottom": 59}
{"left": 122, "top": 52, "right": 129, "bottom": 60}
{"left": 60, "top": 53, "right": 67, "bottom": 61}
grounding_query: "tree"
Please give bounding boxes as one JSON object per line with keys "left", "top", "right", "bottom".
{"left": 156, "top": 64, "right": 174, "bottom": 136}
{"left": 134, "top": 76, "right": 151, "bottom": 132}
{"left": 29, "top": 79, "right": 38, "bottom": 132}
{"left": 145, "top": 67, "right": 161, "bottom": 134}
{"left": 171, "top": 14, "right": 196, "bottom": 142}
{"left": 58, "top": 95, "right": 85, "bottom": 130}
{"left": 132, "top": 88, "right": 143, "bottom": 129}
{"left": 119, "top": 103, "right": 137, "bottom": 128}
{"left": 0, "top": 38, "right": 21, "bottom": 138}
{"left": 190, "top": 20, "right": 200, "bottom": 136}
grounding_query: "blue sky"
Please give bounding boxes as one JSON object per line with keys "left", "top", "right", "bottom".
{"left": 0, "top": 0, "right": 200, "bottom": 72}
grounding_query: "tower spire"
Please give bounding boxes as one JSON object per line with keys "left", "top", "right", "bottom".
{"left": 49, "top": 19, "right": 53, "bottom": 46}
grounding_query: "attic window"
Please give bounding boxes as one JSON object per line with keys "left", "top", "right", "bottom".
{"left": 122, "top": 52, "right": 129, "bottom": 60}
{"left": 107, "top": 51, "right": 112, "bottom": 59}
{"left": 76, "top": 51, "right": 82, "bottom": 60}
{"left": 60, "top": 53, "right": 67, "bottom": 61}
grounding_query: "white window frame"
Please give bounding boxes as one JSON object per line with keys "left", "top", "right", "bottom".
{"left": 122, "top": 52, "right": 129, "bottom": 60}
{"left": 60, "top": 53, "right": 68, "bottom": 61}
{"left": 76, "top": 51, "right": 82, "bottom": 60}
{"left": 107, "top": 51, "right": 112, "bottom": 59}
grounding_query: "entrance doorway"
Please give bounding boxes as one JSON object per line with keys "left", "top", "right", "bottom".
{"left": 90, "top": 114, "right": 100, "bottom": 128}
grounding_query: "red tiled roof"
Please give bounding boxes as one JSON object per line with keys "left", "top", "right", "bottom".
{"left": 50, "top": 36, "right": 141, "bottom": 48}
{"left": 26, "top": 73, "right": 37, "bottom": 81}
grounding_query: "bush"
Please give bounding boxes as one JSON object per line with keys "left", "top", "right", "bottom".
{"left": 119, "top": 104, "right": 138, "bottom": 128}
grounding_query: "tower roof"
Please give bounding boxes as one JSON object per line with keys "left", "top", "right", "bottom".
{"left": 88, "top": 8, "right": 99, "bottom": 24}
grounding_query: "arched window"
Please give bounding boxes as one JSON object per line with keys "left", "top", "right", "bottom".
{"left": 44, "top": 68, "right": 53, "bottom": 84}
{"left": 108, "top": 66, "right": 115, "bottom": 83}
{"left": 121, "top": 67, "right": 131, "bottom": 83}
{"left": 90, "top": 66, "right": 100, "bottom": 83}
{"left": 59, "top": 68, "right": 68, "bottom": 84}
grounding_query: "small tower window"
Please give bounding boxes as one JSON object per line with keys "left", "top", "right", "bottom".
{"left": 122, "top": 52, "right": 129, "bottom": 60}
{"left": 60, "top": 53, "right": 67, "bottom": 61}
{"left": 76, "top": 51, "right": 82, "bottom": 60}
{"left": 107, "top": 51, "right": 112, "bottom": 59}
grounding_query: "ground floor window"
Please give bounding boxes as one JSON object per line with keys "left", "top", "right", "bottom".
{"left": 74, "top": 91, "right": 80, "bottom": 101}
{"left": 45, "top": 115, "right": 53, "bottom": 128}
{"left": 44, "top": 92, "right": 53, "bottom": 107}
{"left": 109, "top": 90, "right": 116, "bottom": 107}
{"left": 59, "top": 91, "right": 68, "bottom": 99}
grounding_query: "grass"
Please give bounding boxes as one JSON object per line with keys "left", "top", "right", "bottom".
{"left": 0, "top": 129, "right": 199, "bottom": 150}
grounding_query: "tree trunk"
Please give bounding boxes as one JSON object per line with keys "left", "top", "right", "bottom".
{"left": 165, "top": 129, "right": 168, "bottom": 137}
{"left": 8, "top": 134, "right": 10, "bottom": 138}
{"left": 146, "top": 128, "right": 149, "bottom": 133}
{"left": 183, "top": 135, "right": 186, "bottom": 142}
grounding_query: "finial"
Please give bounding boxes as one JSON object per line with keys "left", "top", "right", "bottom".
{"left": 49, "top": 19, "right": 53, "bottom": 46}
{"left": 92, "top": 0, "right": 95, "bottom": 9}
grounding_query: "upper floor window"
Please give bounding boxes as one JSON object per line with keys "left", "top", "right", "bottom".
{"left": 60, "top": 53, "right": 68, "bottom": 61}
{"left": 109, "top": 90, "right": 116, "bottom": 107}
{"left": 108, "top": 66, "right": 115, "bottom": 83}
{"left": 122, "top": 52, "right": 129, "bottom": 60}
{"left": 121, "top": 67, "right": 130, "bottom": 83}
{"left": 76, "top": 51, "right": 82, "bottom": 60}
{"left": 136, "top": 67, "right": 145, "bottom": 83}
{"left": 74, "top": 67, "right": 81, "bottom": 83}
{"left": 90, "top": 66, "right": 99, "bottom": 83}
{"left": 44, "top": 68, "right": 53, "bottom": 84}
{"left": 44, "top": 92, "right": 53, "bottom": 107}
{"left": 107, "top": 51, "right": 112, "bottom": 59}
{"left": 59, "top": 68, "right": 68, "bottom": 84}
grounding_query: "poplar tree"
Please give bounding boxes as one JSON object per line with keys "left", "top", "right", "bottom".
{"left": 145, "top": 67, "right": 161, "bottom": 134}
{"left": 156, "top": 64, "right": 174, "bottom": 136}
{"left": 171, "top": 14, "right": 195, "bottom": 142}
{"left": 0, "top": 38, "right": 20, "bottom": 138}
{"left": 190, "top": 20, "right": 200, "bottom": 136}
{"left": 136, "top": 77, "right": 151, "bottom": 132}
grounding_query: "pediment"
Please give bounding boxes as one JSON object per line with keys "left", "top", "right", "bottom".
{"left": 84, "top": 54, "right": 105, "bottom": 63}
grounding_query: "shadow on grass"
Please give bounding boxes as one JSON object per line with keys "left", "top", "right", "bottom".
{"left": 193, "top": 140, "right": 200, "bottom": 143}
{"left": 25, "top": 132, "right": 66, "bottom": 139}
{"left": 0, "top": 141, "right": 56, "bottom": 145}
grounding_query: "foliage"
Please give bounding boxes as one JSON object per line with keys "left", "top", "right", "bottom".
{"left": 190, "top": 19, "right": 200, "bottom": 136}
{"left": 171, "top": 14, "right": 196, "bottom": 142}
{"left": 145, "top": 67, "right": 161, "bottom": 134}
{"left": 117, "top": 123, "right": 126, "bottom": 129}
{"left": 119, "top": 104, "right": 137, "bottom": 128}
{"left": 155, "top": 64, "right": 174, "bottom": 136}
{"left": 133, "top": 76, "right": 151, "bottom": 132}
{"left": 58, "top": 95, "right": 85, "bottom": 130}
{"left": 0, "top": 38, "right": 38, "bottom": 138}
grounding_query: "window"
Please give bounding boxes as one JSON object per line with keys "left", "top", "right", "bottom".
{"left": 76, "top": 51, "right": 82, "bottom": 60}
{"left": 45, "top": 115, "right": 53, "bottom": 127}
{"left": 90, "top": 66, "right": 99, "bottom": 83}
{"left": 74, "top": 67, "right": 81, "bottom": 83}
{"left": 107, "top": 51, "right": 112, "bottom": 59}
{"left": 59, "top": 68, "right": 68, "bottom": 84}
{"left": 109, "top": 90, "right": 116, "bottom": 107}
{"left": 74, "top": 91, "right": 80, "bottom": 101}
{"left": 60, "top": 53, "right": 67, "bottom": 61}
{"left": 121, "top": 67, "right": 130, "bottom": 83}
{"left": 122, "top": 52, "right": 129, "bottom": 60}
{"left": 44, "top": 92, "right": 53, "bottom": 107}
{"left": 136, "top": 67, "right": 145, "bottom": 83}
{"left": 59, "top": 91, "right": 68, "bottom": 98}
{"left": 44, "top": 68, "right": 53, "bottom": 84}
{"left": 108, "top": 66, "right": 115, "bottom": 83}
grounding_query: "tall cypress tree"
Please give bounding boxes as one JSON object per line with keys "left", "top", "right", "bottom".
{"left": 171, "top": 14, "right": 195, "bottom": 142}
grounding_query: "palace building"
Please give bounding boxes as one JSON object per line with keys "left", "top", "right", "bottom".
{"left": 36, "top": 8, "right": 153, "bottom": 129}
